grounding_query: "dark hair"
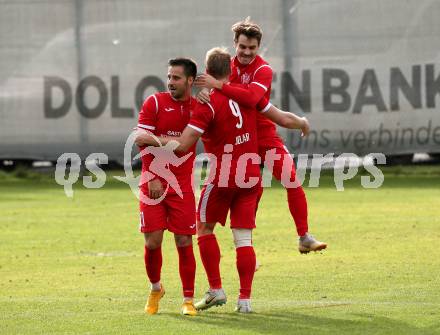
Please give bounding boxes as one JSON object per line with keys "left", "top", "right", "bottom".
{"left": 168, "top": 58, "right": 197, "bottom": 79}
{"left": 205, "top": 47, "right": 231, "bottom": 79}
{"left": 231, "top": 17, "right": 263, "bottom": 45}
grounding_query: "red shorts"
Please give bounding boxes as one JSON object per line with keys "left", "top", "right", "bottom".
{"left": 258, "top": 135, "right": 286, "bottom": 157}
{"left": 139, "top": 192, "right": 196, "bottom": 235}
{"left": 259, "top": 138, "right": 298, "bottom": 184}
{"left": 197, "top": 184, "right": 259, "bottom": 229}
{"left": 258, "top": 133, "right": 285, "bottom": 150}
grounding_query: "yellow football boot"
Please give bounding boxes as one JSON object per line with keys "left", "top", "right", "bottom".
{"left": 145, "top": 284, "right": 165, "bottom": 315}
{"left": 181, "top": 300, "right": 197, "bottom": 316}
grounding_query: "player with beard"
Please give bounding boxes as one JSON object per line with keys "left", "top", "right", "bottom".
{"left": 135, "top": 58, "right": 198, "bottom": 316}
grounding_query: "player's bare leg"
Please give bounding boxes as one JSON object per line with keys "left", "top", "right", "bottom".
{"left": 232, "top": 228, "right": 255, "bottom": 313}
{"left": 195, "top": 221, "right": 227, "bottom": 310}
{"left": 144, "top": 231, "right": 166, "bottom": 315}
{"left": 174, "top": 234, "right": 197, "bottom": 316}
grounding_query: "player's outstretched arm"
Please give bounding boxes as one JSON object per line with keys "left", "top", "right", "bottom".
{"left": 174, "top": 127, "right": 201, "bottom": 153}
{"left": 262, "top": 104, "right": 310, "bottom": 137}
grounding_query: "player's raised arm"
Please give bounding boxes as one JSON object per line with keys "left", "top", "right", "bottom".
{"left": 195, "top": 68, "right": 271, "bottom": 108}
{"left": 222, "top": 63, "right": 272, "bottom": 107}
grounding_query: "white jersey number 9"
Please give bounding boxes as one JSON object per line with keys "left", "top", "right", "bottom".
{"left": 229, "top": 99, "right": 243, "bottom": 129}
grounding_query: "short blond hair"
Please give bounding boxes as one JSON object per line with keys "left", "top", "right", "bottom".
{"left": 205, "top": 47, "right": 231, "bottom": 79}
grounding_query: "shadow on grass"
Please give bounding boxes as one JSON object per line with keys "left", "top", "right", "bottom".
{"left": 167, "top": 310, "right": 439, "bottom": 335}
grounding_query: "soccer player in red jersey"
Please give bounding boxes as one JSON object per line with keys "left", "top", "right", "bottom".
{"left": 195, "top": 18, "right": 327, "bottom": 254}
{"left": 134, "top": 58, "right": 198, "bottom": 316}
{"left": 136, "top": 48, "right": 310, "bottom": 313}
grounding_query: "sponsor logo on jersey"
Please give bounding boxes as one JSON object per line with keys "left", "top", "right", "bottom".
{"left": 167, "top": 130, "right": 182, "bottom": 136}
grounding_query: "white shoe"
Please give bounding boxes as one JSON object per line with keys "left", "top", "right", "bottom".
{"left": 298, "top": 233, "right": 327, "bottom": 254}
{"left": 194, "top": 288, "right": 227, "bottom": 311}
{"left": 234, "top": 299, "right": 252, "bottom": 313}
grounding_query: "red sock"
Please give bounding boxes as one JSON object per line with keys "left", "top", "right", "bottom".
{"left": 287, "top": 186, "right": 308, "bottom": 236}
{"left": 177, "top": 245, "right": 196, "bottom": 298}
{"left": 236, "top": 246, "right": 256, "bottom": 299}
{"left": 197, "top": 234, "right": 222, "bottom": 289}
{"left": 144, "top": 245, "right": 162, "bottom": 284}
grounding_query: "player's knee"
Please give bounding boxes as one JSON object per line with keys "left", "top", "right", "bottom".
{"left": 197, "top": 221, "right": 215, "bottom": 236}
{"left": 174, "top": 234, "right": 192, "bottom": 247}
{"left": 144, "top": 232, "right": 163, "bottom": 249}
{"left": 145, "top": 240, "right": 161, "bottom": 250}
{"left": 232, "top": 228, "right": 253, "bottom": 248}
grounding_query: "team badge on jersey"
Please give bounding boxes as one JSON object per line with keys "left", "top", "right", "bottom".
{"left": 241, "top": 73, "right": 251, "bottom": 84}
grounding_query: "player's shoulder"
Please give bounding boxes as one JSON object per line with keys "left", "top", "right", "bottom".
{"left": 141, "top": 93, "right": 159, "bottom": 113}
{"left": 196, "top": 90, "right": 226, "bottom": 115}
{"left": 143, "top": 91, "right": 167, "bottom": 105}
{"left": 154, "top": 91, "right": 173, "bottom": 102}
{"left": 191, "top": 100, "right": 216, "bottom": 123}
{"left": 255, "top": 55, "right": 270, "bottom": 66}
{"left": 193, "top": 100, "right": 207, "bottom": 110}
{"left": 210, "top": 89, "right": 230, "bottom": 106}
{"left": 193, "top": 99, "right": 213, "bottom": 113}
{"left": 253, "top": 55, "right": 272, "bottom": 73}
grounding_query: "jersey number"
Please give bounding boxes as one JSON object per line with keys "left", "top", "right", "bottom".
{"left": 229, "top": 100, "right": 243, "bottom": 129}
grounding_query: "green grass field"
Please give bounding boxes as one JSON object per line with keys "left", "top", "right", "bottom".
{"left": 1, "top": 166, "right": 440, "bottom": 334}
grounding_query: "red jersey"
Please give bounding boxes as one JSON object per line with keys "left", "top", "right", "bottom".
{"left": 223, "top": 55, "right": 277, "bottom": 145}
{"left": 188, "top": 90, "right": 263, "bottom": 187}
{"left": 137, "top": 92, "right": 196, "bottom": 194}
